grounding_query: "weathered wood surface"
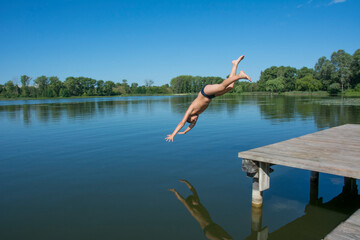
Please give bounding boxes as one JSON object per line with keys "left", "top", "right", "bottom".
{"left": 238, "top": 124, "right": 360, "bottom": 179}
{"left": 325, "top": 209, "right": 360, "bottom": 240}
{"left": 258, "top": 162, "right": 270, "bottom": 191}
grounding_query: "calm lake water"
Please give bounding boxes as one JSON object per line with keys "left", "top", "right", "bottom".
{"left": 1, "top": 95, "right": 360, "bottom": 240}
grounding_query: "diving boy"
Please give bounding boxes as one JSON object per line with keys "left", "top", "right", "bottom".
{"left": 165, "top": 56, "right": 251, "bottom": 142}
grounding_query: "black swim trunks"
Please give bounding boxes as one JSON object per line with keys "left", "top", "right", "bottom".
{"left": 201, "top": 85, "right": 215, "bottom": 99}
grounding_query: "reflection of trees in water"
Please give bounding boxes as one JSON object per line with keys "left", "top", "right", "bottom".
{"left": 1, "top": 96, "right": 359, "bottom": 126}
{"left": 170, "top": 95, "right": 195, "bottom": 114}
{"left": 0, "top": 105, "right": 20, "bottom": 121}
{"left": 64, "top": 102, "right": 96, "bottom": 120}
{"left": 169, "top": 94, "right": 360, "bottom": 130}
{"left": 169, "top": 95, "right": 261, "bottom": 116}
{"left": 312, "top": 104, "right": 360, "bottom": 129}
{"left": 257, "top": 96, "right": 297, "bottom": 122}
{"left": 50, "top": 103, "right": 62, "bottom": 122}
{"left": 0, "top": 97, "right": 175, "bottom": 125}
{"left": 0, "top": 100, "right": 126, "bottom": 125}
{"left": 23, "top": 104, "right": 31, "bottom": 125}
{"left": 36, "top": 105, "right": 50, "bottom": 123}
{"left": 256, "top": 96, "right": 360, "bottom": 128}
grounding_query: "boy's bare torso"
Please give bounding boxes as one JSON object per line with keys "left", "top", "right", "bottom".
{"left": 188, "top": 92, "right": 211, "bottom": 115}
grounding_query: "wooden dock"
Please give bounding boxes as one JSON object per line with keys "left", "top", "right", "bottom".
{"left": 238, "top": 124, "right": 360, "bottom": 239}
{"left": 325, "top": 209, "right": 360, "bottom": 240}
{"left": 239, "top": 124, "right": 360, "bottom": 180}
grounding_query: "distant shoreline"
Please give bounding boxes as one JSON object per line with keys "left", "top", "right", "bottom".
{"left": 1, "top": 91, "right": 360, "bottom": 101}
{"left": 0, "top": 93, "right": 191, "bottom": 101}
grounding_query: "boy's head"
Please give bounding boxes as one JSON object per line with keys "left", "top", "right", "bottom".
{"left": 187, "top": 114, "right": 198, "bottom": 123}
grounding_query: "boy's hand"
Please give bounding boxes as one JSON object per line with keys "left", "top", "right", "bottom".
{"left": 165, "top": 135, "right": 174, "bottom": 142}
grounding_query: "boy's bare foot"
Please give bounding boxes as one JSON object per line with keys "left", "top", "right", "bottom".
{"left": 238, "top": 70, "right": 252, "bottom": 82}
{"left": 232, "top": 55, "right": 245, "bottom": 65}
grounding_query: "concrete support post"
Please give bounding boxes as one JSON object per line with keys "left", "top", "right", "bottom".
{"left": 252, "top": 177, "right": 263, "bottom": 208}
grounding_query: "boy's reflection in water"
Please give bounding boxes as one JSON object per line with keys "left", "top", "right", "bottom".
{"left": 169, "top": 180, "right": 233, "bottom": 240}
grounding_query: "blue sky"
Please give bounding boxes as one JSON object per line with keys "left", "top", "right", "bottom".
{"left": 0, "top": 0, "right": 359, "bottom": 85}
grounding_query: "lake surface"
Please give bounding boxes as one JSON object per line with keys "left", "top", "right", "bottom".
{"left": 1, "top": 95, "right": 359, "bottom": 240}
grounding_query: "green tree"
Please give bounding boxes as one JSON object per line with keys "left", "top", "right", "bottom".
{"left": 278, "top": 66, "right": 297, "bottom": 91}
{"left": 104, "top": 81, "right": 115, "bottom": 95}
{"left": 20, "top": 75, "right": 31, "bottom": 97}
{"left": 34, "top": 75, "right": 50, "bottom": 97}
{"left": 64, "top": 77, "right": 80, "bottom": 96}
{"left": 49, "top": 76, "right": 62, "bottom": 97}
{"left": 113, "top": 83, "right": 125, "bottom": 95}
{"left": 328, "top": 82, "right": 341, "bottom": 95}
{"left": 170, "top": 75, "right": 193, "bottom": 93}
{"left": 350, "top": 49, "right": 360, "bottom": 88}
{"left": 4, "top": 80, "right": 19, "bottom": 98}
{"left": 296, "top": 67, "right": 314, "bottom": 79}
{"left": 265, "top": 77, "right": 285, "bottom": 92}
{"left": 96, "top": 80, "right": 105, "bottom": 96}
{"left": 314, "top": 56, "right": 335, "bottom": 90}
{"left": 258, "top": 66, "right": 279, "bottom": 90}
{"left": 130, "top": 82, "right": 139, "bottom": 94}
{"left": 28, "top": 86, "right": 37, "bottom": 97}
{"left": 296, "top": 75, "right": 322, "bottom": 91}
{"left": 331, "top": 50, "right": 353, "bottom": 92}
{"left": 355, "top": 83, "right": 360, "bottom": 92}
{"left": 77, "top": 77, "right": 96, "bottom": 96}
{"left": 258, "top": 66, "right": 296, "bottom": 91}
{"left": 160, "top": 84, "right": 171, "bottom": 94}
{"left": 121, "top": 79, "right": 130, "bottom": 94}
{"left": 59, "top": 88, "right": 70, "bottom": 97}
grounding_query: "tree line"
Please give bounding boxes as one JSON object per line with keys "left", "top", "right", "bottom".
{"left": 1, "top": 48, "right": 359, "bottom": 98}
{"left": 256, "top": 49, "right": 360, "bottom": 93}
{"left": 169, "top": 49, "right": 360, "bottom": 94}
{"left": 0, "top": 76, "right": 171, "bottom": 98}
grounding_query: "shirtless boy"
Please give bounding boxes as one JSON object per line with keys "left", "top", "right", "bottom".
{"left": 165, "top": 56, "right": 251, "bottom": 142}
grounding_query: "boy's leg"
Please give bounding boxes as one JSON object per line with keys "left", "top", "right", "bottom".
{"left": 204, "top": 56, "right": 251, "bottom": 96}
{"left": 230, "top": 55, "right": 244, "bottom": 77}
{"left": 214, "top": 56, "right": 243, "bottom": 96}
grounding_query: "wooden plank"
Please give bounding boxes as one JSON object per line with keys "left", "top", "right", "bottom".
{"left": 295, "top": 136, "right": 360, "bottom": 148}
{"left": 347, "top": 210, "right": 360, "bottom": 226}
{"left": 259, "top": 162, "right": 270, "bottom": 191}
{"left": 253, "top": 142, "right": 360, "bottom": 161}
{"left": 287, "top": 137, "right": 360, "bottom": 151}
{"left": 239, "top": 151, "right": 360, "bottom": 179}
{"left": 325, "top": 223, "right": 360, "bottom": 240}
{"left": 250, "top": 143, "right": 360, "bottom": 164}
{"left": 291, "top": 138, "right": 360, "bottom": 152}
{"left": 310, "top": 133, "right": 360, "bottom": 142}
{"left": 325, "top": 209, "right": 360, "bottom": 240}
{"left": 310, "top": 128, "right": 360, "bottom": 137}
{"left": 243, "top": 147, "right": 358, "bottom": 168}
{"left": 238, "top": 124, "right": 360, "bottom": 179}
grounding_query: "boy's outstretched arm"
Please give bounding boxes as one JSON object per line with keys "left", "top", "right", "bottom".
{"left": 165, "top": 109, "right": 192, "bottom": 142}
{"left": 178, "top": 119, "right": 197, "bottom": 135}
